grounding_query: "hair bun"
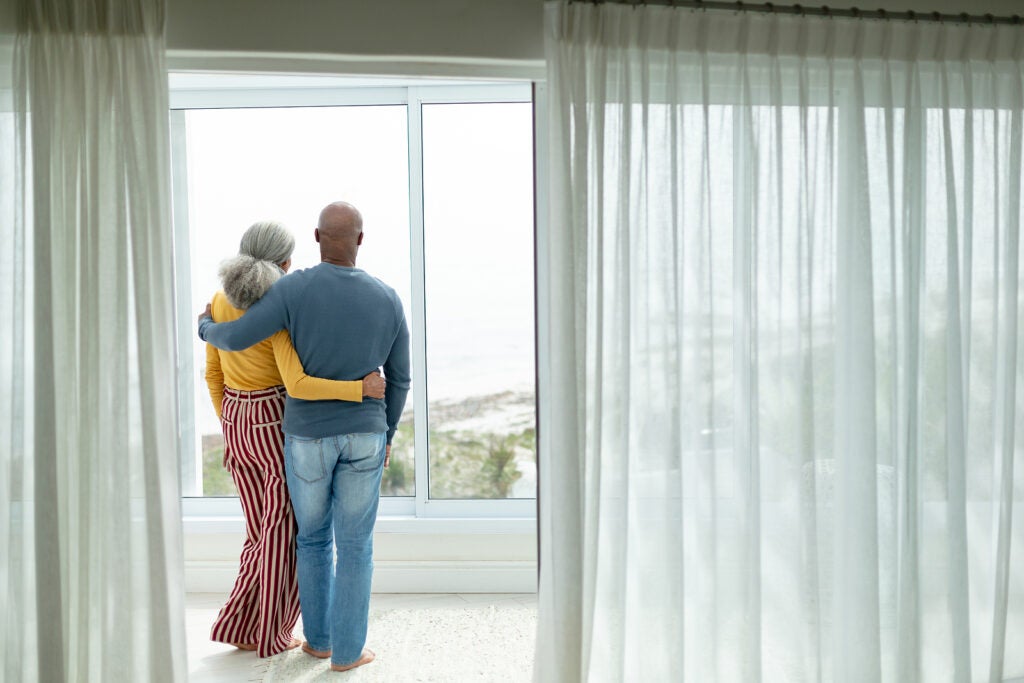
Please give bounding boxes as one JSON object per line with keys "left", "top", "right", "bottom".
{"left": 218, "top": 254, "right": 283, "bottom": 309}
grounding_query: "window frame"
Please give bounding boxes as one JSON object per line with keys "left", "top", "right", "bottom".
{"left": 170, "top": 80, "right": 542, "bottom": 524}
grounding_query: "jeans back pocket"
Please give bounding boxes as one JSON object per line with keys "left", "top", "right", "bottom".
{"left": 288, "top": 436, "right": 327, "bottom": 484}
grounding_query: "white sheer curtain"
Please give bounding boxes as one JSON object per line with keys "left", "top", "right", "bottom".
{"left": 0, "top": 2, "right": 186, "bottom": 681}
{"left": 538, "top": 3, "right": 1024, "bottom": 681}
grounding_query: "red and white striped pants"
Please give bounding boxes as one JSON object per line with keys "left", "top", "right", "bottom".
{"left": 210, "top": 386, "right": 301, "bottom": 658}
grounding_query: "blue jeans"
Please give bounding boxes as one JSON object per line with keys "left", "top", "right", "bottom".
{"left": 283, "top": 431, "right": 386, "bottom": 666}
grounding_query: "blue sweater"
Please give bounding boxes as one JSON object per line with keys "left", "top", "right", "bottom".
{"left": 199, "top": 263, "right": 411, "bottom": 443}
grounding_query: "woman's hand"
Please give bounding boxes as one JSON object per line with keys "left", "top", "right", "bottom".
{"left": 198, "top": 303, "right": 212, "bottom": 327}
{"left": 361, "top": 371, "right": 386, "bottom": 399}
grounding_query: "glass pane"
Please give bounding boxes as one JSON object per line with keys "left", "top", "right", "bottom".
{"left": 183, "top": 105, "right": 414, "bottom": 496}
{"left": 422, "top": 102, "right": 536, "bottom": 499}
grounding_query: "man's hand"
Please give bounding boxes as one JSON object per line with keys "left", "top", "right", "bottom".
{"left": 385, "top": 444, "right": 391, "bottom": 469}
{"left": 198, "top": 303, "right": 212, "bottom": 328}
{"left": 362, "top": 371, "right": 386, "bottom": 399}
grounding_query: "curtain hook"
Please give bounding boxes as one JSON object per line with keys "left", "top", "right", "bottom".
{"left": 793, "top": 3, "right": 804, "bottom": 16}
{"left": 877, "top": 8, "right": 887, "bottom": 20}
{"left": 765, "top": 2, "right": 774, "bottom": 13}
{"left": 1014, "top": 15, "right": 1023, "bottom": 25}
{"left": 932, "top": 11, "right": 942, "bottom": 23}
{"left": 907, "top": 10, "right": 916, "bottom": 23}
{"left": 822, "top": 5, "right": 831, "bottom": 18}
{"left": 850, "top": 7, "right": 860, "bottom": 19}
{"left": 735, "top": 1, "right": 744, "bottom": 14}
{"left": 959, "top": 12, "right": 969, "bottom": 24}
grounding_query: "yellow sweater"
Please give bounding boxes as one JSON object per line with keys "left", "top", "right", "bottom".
{"left": 205, "top": 291, "right": 362, "bottom": 418}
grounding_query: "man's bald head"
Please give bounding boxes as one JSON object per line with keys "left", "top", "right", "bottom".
{"left": 315, "top": 201, "right": 364, "bottom": 266}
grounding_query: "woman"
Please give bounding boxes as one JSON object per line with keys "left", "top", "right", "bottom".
{"left": 204, "top": 220, "right": 385, "bottom": 657}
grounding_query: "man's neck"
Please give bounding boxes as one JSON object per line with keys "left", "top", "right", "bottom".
{"left": 321, "top": 253, "right": 356, "bottom": 267}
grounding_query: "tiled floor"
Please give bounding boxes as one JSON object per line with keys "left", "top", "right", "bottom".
{"left": 187, "top": 592, "right": 537, "bottom": 682}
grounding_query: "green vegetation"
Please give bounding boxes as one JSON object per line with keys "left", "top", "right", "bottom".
{"left": 380, "top": 419, "right": 415, "bottom": 496}
{"left": 428, "top": 427, "right": 534, "bottom": 499}
{"left": 201, "top": 434, "right": 237, "bottom": 497}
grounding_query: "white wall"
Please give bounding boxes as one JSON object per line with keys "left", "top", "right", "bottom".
{"left": 163, "top": 0, "right": 1024, "bottom": 63}
{"left": 167, "top": 0, "right": 545, "bottom": 62}
{"left": 3, "top": 0, "right": 1022, "bottom": 79}
{"left": 160, "top": 0, "right": 1024, "bottom": 79}
{"left": 164, "top": 0, "right": 545, "bottom": 79}
{"left": 186, "top": 528, "right": 538, "bottom": 594}
{"left": 2, "top": 0, "right": 1022, "bottom": 48}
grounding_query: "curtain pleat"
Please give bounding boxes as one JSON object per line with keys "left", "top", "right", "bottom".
{"left": 539, "top": 3, "right": 1024, "bottom": 681}
{"left": 1, "top": 1, "right": 185, "bottom": 681}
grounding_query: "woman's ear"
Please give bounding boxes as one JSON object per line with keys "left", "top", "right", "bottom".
{"left": 280, "top": 258, "right": 292, "bottom": 273}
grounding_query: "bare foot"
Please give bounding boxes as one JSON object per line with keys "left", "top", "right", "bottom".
{"left": 231, "top": 643, "right": 256, "bottom": 651}
{"left": 285, "top": 638, "right": 301, "bottom": 650}
{"left": 302, "top": 642, "right": 331, "bottom": 659}
{"left": 330, "top": 648, "right": 375, "bottom": 672}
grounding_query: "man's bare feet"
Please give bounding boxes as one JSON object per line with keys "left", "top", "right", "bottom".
{"left": 330, "top": 648, "right": 375, "bottom": 672}
{"left": 302, "top": 642, "right": 331, "bottom": 659}
{"left": 231, "top": 643, "right": 256, "bottom": 651}
{"left": 285, "top": 638, "right": 302, "bottom": 650}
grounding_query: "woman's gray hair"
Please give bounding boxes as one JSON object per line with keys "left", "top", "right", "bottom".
{"left": 218, "top": 220, "right": 296, "bottom": 309}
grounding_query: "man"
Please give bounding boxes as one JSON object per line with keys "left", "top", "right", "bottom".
{"left": 198, "top": 202, "right": 410, "bottom": 672}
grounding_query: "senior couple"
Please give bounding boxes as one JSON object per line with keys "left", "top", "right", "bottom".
{"left": 197, "top": 201, "right": 409, "bottom": 672}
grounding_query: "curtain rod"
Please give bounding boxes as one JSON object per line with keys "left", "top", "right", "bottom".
{"left": 572, "top": 0, "right": 1024, "bottom": 25}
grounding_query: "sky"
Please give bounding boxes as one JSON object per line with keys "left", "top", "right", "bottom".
{"left": 183, "top": 101, "right": 536, "bottom": 438}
